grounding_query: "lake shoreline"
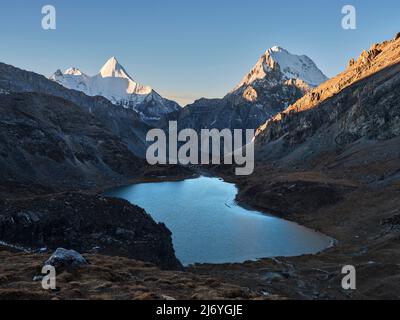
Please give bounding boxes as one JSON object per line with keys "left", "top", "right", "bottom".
{"left": 183, "top": 164, "right": 400, "bottom": 299}
{"left": 104, "top": 175, "right": 334, "bottom": 266}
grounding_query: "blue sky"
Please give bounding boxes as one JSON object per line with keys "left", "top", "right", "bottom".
{"left": 0, "top": 0, "right": 399, "bottom": 105}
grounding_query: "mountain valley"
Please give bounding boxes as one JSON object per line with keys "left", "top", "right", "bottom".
{"left": 1, "top": 32, "right": 400, "bottom": 300}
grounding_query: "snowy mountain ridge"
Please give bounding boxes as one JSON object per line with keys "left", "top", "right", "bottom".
{"left": 50, "top": 57, "right": 180, "bottom": 120}
{"left": 233, "top": 46, "right": 328, "bottom": 93}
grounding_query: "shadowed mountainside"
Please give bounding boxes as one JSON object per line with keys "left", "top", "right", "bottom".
{"left": 0, "top": 92, "right": 146, "bottom": 196}
{"left": 0, "top": 63, "right": 152, "bottom": 157}
{"left": 0, "top": 91, "right": 186, "bottom": 270}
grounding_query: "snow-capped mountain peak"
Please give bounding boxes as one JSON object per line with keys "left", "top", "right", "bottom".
{"left": 270, "top": 45, "right": 283, "bottom": 52}
{"left": 234, "top": 46, "right": 328, "bottom": 91}
{"left": 50, "top": 57, "right": 180, "bottom": 120}
{"left": 264, "top": 46, "right": 328, "bottom": 86}
{"left": 64, "top": 67, "right": 84, "bottom": 76}
{"left": 99, "top": 56, "right": 131, "bottom": 79}
{"left": 94, "top": 56, "right": 153, "bottom": 96}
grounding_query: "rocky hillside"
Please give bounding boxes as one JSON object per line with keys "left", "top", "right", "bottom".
{"left": 255, "top": 33, "right": 400, "bottom": 166}
{"left": 0, "top": 87, "right": 189, "bottom": 271}
{"left": 0, "top": 192, "right": 182, "bottom": 270}
{"left": 171, "top": 47, "right": 327, "bottom": 132}
{"left": 0, "top": 91, "right": 145, "bottom": 196}
{"left": 0, "top": 63, "right": 152, "bottom": 157}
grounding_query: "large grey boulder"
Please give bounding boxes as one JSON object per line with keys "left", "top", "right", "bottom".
{"left": 44, "top": 248, "right": 88, "bottom": 269}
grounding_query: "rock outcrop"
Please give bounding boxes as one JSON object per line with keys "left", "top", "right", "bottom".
{"left": 0, "top": 192, "right": 182, "bottom": 270}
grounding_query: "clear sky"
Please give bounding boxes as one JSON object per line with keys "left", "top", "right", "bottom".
{"left": 0, "top": 0, "right": 399, "bottom": 106}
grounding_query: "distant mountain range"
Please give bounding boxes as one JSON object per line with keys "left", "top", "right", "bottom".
{"left": 0, "top": 47, "right": 330, "bottom": 162}
{"left": 2, "top": 37, "right": 399, "bottom": 171}
{"left": 50, "top": 57, "right": 181, "bottom": 121}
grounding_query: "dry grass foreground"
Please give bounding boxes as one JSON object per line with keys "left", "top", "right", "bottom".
{"left": 0, "top": 249, "right": 282, "bottom": 300}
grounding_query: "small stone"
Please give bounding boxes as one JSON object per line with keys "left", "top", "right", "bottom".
{"left": 262, "top": 272, "right": 285, "bottom": 282}
{"left": 33, "top": 275, "right": 44, "bottom": 282}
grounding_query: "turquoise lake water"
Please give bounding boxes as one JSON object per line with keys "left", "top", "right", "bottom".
{"left": 105, "top": 176, "right": 333, "bottom": 265}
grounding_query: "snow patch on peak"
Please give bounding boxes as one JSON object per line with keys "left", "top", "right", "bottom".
{"left": 64, "top": 68, "right": 83, "bottom": 76}
{"left": 265, "top": 47, "right": 328, "bottom": 86}
{"left": 269, "top": 46, "right": 286, "bottom": 53}
{"left": 99, "top": 56, "right": 131, "bottom": 79}
{"left": 233, "top": 46, "right": 328, "bottom": 92}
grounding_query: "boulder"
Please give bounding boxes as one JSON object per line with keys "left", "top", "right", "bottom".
{"left": 44, "top": 248, "right": 88, "bottom": 269}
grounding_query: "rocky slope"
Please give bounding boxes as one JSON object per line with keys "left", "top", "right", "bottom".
{"left": 254, "top": 34, "right": 400, "bottom": 165}
{"left": 50, "top": 57, "right": 181, "bottom": 121}
{"left": 225, "top": 34, "right": 400, "bottom": 222}
{"left": 171, "top": 47, "right": 327, "bottom": 132}
{"left": 0, "top": 62, "right": 152, "bottom": 157}
{"left": 0, "top": 192, "right": 181, "bottom": 270}
{"left": 0, "top": 91, "right": 146, "bottom": 196}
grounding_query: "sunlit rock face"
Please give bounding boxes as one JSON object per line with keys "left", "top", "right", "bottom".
{"left": 254, "top": 35, "right": 400, "bottom": 164}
